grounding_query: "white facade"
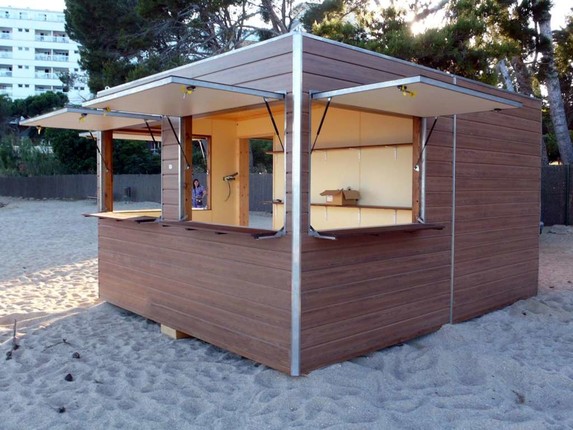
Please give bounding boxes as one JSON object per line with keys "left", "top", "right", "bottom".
{"left": 0, "top": 7, "right": 91, "bottom": 104}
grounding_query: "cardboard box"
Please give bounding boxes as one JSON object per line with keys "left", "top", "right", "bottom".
{"left": 320, "top": 189, "right": 360, "bottom": 206}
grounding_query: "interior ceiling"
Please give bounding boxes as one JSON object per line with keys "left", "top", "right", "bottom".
{"left": 312, "top": 76, "right": 522, "bottom": 117}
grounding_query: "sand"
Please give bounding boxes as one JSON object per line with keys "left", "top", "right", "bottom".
{"left": 1, "top": 197, "right": 573, "bottom": 429}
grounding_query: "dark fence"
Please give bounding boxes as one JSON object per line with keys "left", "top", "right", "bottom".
{"left": 541, "top": 165, "right": 573, "bottom": 226}
{"left": 0, "top": 174, "right": 96, "bottom": 200}
{"left": 0, "top": 173, "right": 273, "bottom": 212}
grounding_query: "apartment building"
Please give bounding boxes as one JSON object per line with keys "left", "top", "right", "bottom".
{"left": 0, "top": 6, "right": 90, "bottom": 104}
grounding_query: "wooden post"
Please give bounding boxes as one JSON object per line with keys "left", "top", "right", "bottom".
{"left": 161, "top": 117, "right": 180, "bottom": 221}
{"left": 238, "top": 138, "right": 250, "bottom": 226}
{"left": 412, "top": 117, "right": 421, "bottom": 222}
{"left": 97, "top": 130, "right": 113, "bottom": 212}
{"left": 182, "top": 116, "right": 193, "bottom": 220}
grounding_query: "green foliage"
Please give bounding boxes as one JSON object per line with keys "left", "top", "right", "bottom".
{"left": 545, "top": 131, "right": 573, "bottom": 163}
{"left": 11, "top": 92, "right": 68, "bottom": 119}
{"left": 64, "top": 0, "right": 151, "bottom": 93}
{"left": 0, "top": 136, "right": 17, "bottom": 174}
{"left": 250, "top": 139, "right": 273, "bottom": 173}
{"left": 46, "top": 128, "right": 96, "bottom": 174}
{"left": 0, "top": 136, "right": 62, "bottom": 176}
{"left": 64, "top": 0, "right": 252, "bottom": 93}
{"left": 113, "top": 140, "right": 161, "bottom": 174}
{"left": 308, "top": 1, "right": 526, "bottom": 85}
{"left": 555, "top": 14, "right": 573, "bottom": 129}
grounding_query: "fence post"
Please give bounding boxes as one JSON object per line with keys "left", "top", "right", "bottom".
{"left": 568, "top": 164, "right": 572, "bottom": 226}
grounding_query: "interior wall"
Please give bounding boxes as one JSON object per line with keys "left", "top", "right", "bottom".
{"left": 310, "top": 145, "right": 413, "bottom": 206}
{"left": 190, "top": 118, "right": 239, "bottom": 225}
{"left": 312, "top": 106, "right": 412, "bottom": 148}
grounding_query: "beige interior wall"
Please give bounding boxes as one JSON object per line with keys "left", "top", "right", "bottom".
{"left": 191, "top": 118, "right": 238, "bottom": 225}
{"left": 191, "top": 112, "right": 281, "bottom": 227}
{"left": 311, "top": 106, "right": 412, "bottom": 148}
{"left": 271, "top": 106, "right": 414, "bottom": 230}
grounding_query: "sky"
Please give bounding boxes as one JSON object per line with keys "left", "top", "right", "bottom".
{"left": 0, "top": 0, "right": 571, "bottom": 30}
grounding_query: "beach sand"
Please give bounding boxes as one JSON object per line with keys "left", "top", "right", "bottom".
{"left": 1, "top": 197, "right": 573, "bottom": 429}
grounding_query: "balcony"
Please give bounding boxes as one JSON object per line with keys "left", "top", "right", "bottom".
{"left": 53, "top": 55, "right": 69, "bottom": 62}
{"left": 0, "top": 33, "right": 11, "bottom": 40}
{"left": 3, "top": 13, "right": 65, "bottom": 23}
{"left": 0, "top": 51, "right": 11, "bottom": 59}
{"left": 35, "top": 35, "right": 70, "bottom": 43}
{"left": 35, "top": 72, "right": 57, "bottom": 79}
{"left": 0, "top": 70, "right": 12, "bottom": 77}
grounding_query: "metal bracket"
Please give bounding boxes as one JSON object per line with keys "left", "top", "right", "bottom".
{"left": 255, "top": 226, "right": 286, "bottom": 240}
{"left": 308, "top": 226, "right": 336, "bottom": 240}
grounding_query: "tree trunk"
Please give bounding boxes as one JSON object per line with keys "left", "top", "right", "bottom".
{"left": 541, "top": 136, "right": 549, "bottom": 165}
{"left": 538, "top": 14, "right": 573, "bottom": 164}
{"left": 497, "top": 59, "right": 515, "bottom": 92}
{"left": 510, "top": 56, "right": 534, "bottom": 96}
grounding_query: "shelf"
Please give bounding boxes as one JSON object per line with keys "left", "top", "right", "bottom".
{"left": 158, "top": 220, "right": 280, "bottom": 239}
{"left": 266, "top": 142, "right": 412, "bottom": 154}
{"left": 312, "top": 223, "right": 445, "bottom": 239}
{"left": 84, "top": 209, "right": 161, "bottom": 223}
{"left": 272, "top": 201, "right": 412, "bottom": 211}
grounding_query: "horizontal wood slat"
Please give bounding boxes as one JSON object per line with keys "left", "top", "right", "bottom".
{"left": 98, "top": 217, "right": 291, "bottom": 373}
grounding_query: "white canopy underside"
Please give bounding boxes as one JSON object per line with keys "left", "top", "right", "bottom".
{"left": 20, "top": 107, "right": 160, "bottom": 131}
{"left": 20, "top": 75, "right": 520, "bottom": 135}
{"left": 311, "top": 76, "right": 522, "bottom": 117}
{"left": 83, "top": 76, "right": 285, "bottom": 117}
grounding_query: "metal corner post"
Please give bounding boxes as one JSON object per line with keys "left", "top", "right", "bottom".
{"left": 421, "top": 118, "right": 427, "bottom": 221}
{"left": 96, "top": 131, "right": 104, "bottom": 212}
{"left": 449, "top": 114, "right": 457, "bottom": 324}
{"left": 290, "top": 32, "right": 303, "bottom": 376}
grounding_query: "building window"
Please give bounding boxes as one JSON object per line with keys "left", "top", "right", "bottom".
{"left": 24, "top": 84, "right": 29, "bottom": 88}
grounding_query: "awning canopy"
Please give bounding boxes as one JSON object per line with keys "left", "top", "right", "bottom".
{"left": 20, "top": 107, "right": 161, "bottom": 131}
{"left": 311, "top": 76, "right": 522, "bottom": 117}
{"left": 83, "top": 76, "right": 286, "bottom": 117}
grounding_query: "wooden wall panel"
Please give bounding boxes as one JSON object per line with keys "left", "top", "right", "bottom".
{"left": 161, "top": 116, "right": 180, "bottom": 221}
{"left": 98, "top": 219, "right": 292, "bottom": 373}
{"left": 452, "top": 102, "right": 541, "bottom": 323}
{"left": 298, "top": 35, "right": 540, "bottom": 373}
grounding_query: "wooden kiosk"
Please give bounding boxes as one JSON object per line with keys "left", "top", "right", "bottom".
{"left": 23, "top": 33, "right": 541, "bottom": 375}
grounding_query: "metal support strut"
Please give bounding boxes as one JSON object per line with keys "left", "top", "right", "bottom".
{"left": 414, "top": 116, "right": 438, "bottom": 171}
{"left": 311, "top": 97, "right": 332, "bottom": 152}
{"left": 166, "top": 116, "right": 192, "bottom": 169}
{"left": 89, "top": 131, "right": 111, "bottom": 173}
{"left": 144, "top": 120, "right": 159, "bottom": 146}
{"left": 263, "top": 97, "right": 284, "bottom": 151}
